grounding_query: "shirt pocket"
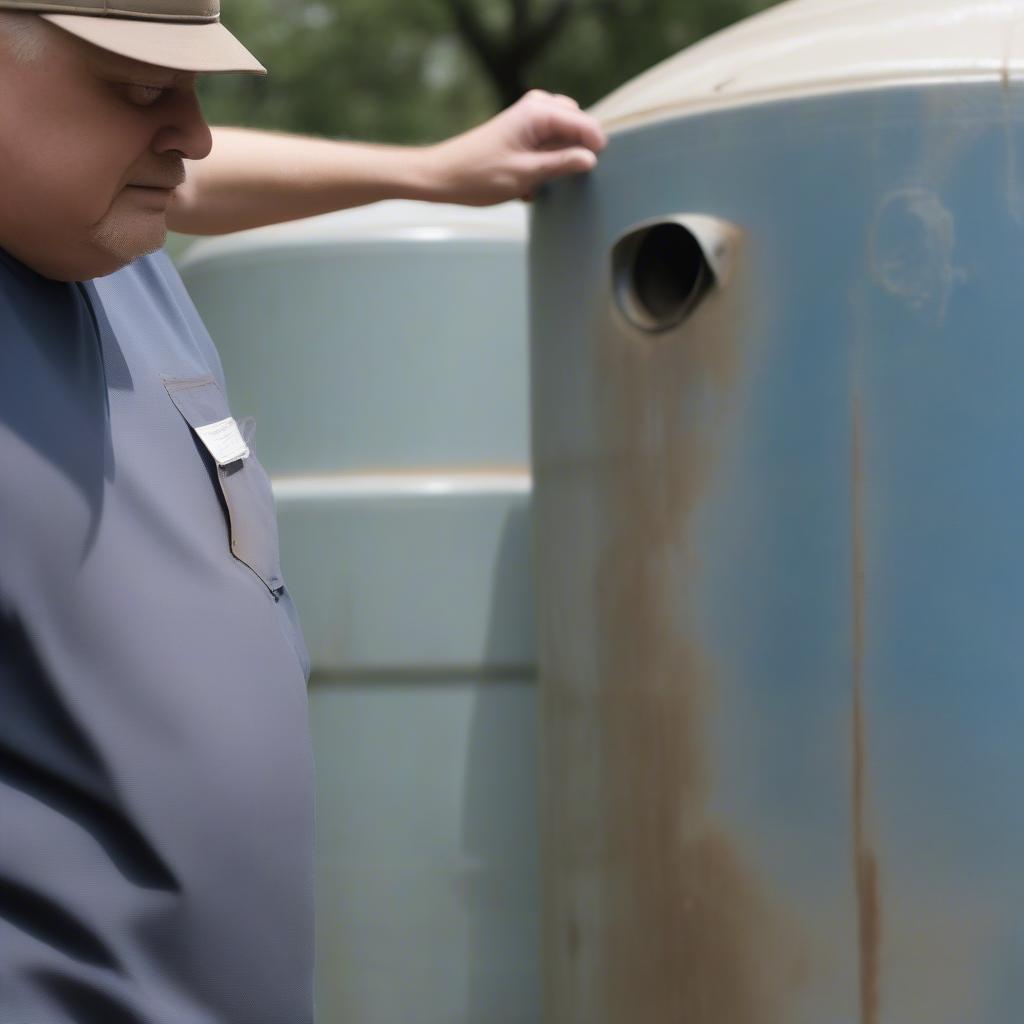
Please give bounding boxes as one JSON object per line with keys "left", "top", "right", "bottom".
{"left": 163, "top": 375, "right": 284, "bottom": 593}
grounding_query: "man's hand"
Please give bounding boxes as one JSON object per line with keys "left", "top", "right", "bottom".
{"left": 422, "top": 89, "right": 608, "bottom": 206}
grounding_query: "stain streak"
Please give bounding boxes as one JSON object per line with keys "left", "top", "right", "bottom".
{"left": 851, "top": 396, "right": 882, "bottom": 1024}
{"left": 583, "top": 256, "right": 806, "bottom": 1022}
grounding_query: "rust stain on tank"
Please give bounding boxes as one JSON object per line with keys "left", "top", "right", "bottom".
{"left": 585, "top": 254, "right": 806, "bottom": 1023}
{"left": 851, "top": 395, "right": 882, "bottom": 1024}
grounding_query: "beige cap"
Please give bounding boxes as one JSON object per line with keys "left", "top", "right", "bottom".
{"left": 0, "top": 0, "right": 266, "bottom": 74}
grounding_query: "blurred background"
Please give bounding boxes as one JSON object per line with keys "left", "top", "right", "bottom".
{"left": 201, "top": 0, "right": 779, "bottom": 147}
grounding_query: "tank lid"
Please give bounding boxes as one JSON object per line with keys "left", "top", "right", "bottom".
{"left": 177, "top": 198, "right": 526, "bottom": 269}
{"left": 592, "top": 0, "right": 1024, "bottom": 131}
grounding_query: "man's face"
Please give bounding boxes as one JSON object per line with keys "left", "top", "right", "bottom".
{"left": 0, "top": 21, "right": 212, "bottom": 281}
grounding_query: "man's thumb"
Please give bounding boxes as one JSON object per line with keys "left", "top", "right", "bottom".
{"left": 532, "top": 147, "right": 598, "bottom": 185}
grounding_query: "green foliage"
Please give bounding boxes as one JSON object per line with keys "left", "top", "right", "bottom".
{"left": 200, "top": 0, "right": 780, "bottom": 144}
{"left": 201, "top": 0, "right": 493, "bottom": 142}
{"left": 528, "top": 0, "right": 777, "bottom": 108}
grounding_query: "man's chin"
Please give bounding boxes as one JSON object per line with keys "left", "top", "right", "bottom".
{"left": 88, "top": 216, "right": 168, "bottom": 274}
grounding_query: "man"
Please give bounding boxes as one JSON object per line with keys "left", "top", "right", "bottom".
{"left": 0, "top": 4, "right": 606, "bottom": 1022}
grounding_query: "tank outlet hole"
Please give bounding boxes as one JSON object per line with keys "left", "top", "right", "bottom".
{"left": 612, "top": 221, "right": 714, "bottom": 332}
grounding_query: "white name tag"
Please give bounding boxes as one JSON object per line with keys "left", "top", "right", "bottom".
{"left": 194, "top": 416, "right": 250, "bottom": 466}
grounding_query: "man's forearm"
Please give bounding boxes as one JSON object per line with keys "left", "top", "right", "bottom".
{"left": 166, "top": 126, "right": 444, "bottom": 236}
{"left": 165, "top": 94, "right": 607, "bottom": 236}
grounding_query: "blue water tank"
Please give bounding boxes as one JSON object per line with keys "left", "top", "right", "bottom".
{"left": 530, "top": 1, "right": 1024, "bottom": 1021}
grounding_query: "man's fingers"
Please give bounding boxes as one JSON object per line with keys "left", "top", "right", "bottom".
{"left": 531, "top": 104, "right": 607, "bottom": 155}
{"left": 524, "top": 88, "right": 579, "bottom": 109}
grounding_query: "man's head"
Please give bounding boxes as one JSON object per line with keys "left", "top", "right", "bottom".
{"left": 0, "top": 2, "right": 263, "bottom": 281}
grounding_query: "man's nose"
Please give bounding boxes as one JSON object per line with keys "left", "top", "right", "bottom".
{"left": 152, "top": 86, "right": 214, "bottom": 162}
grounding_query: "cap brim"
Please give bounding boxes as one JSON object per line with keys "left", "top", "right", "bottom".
{"left": 41, "top": 13, "right": 266, "bottom": 74}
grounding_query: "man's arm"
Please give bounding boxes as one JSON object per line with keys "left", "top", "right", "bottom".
{"left": 166, "top": 90, "right": 607, "bottom": 236}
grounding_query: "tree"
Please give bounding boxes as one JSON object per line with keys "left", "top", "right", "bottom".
{"left": 449, "top": 0, "right": 776, "bottom": 112}
{"left": 448, "top": 0, "right": 575, "bottom": 109}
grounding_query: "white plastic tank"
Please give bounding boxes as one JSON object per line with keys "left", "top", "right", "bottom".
{"left": 178, "top": 200, "right": 537, "bottom": 1024}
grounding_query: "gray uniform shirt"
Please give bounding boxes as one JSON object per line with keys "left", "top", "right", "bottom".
{"left": 0, "top": 247, "right": 316, "bottom": 1024}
